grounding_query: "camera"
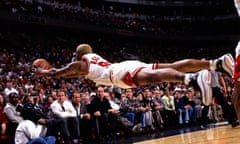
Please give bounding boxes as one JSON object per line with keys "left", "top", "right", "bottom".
{"left": 16, "top": 102, "right": 47, "bottom": 124}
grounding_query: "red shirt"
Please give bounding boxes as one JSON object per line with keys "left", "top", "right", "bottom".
{"left": 0, "top": 105, "right": 8, "bottom": 124}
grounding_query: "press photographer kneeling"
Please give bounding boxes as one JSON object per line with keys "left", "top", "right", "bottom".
{"left": 15, "top": 102, "right": 56, "bottom": 144}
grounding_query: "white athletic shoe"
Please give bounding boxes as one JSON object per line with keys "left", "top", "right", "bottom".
{"left": 215, "top": 53, "right": 234, "bottom": 77}
{"left": 188, "top": 70, "right": 212, "bottom": 106}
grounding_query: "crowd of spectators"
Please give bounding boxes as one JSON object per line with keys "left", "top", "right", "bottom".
{"left": 0, "top": 0, "right": 239, "bottom": 36}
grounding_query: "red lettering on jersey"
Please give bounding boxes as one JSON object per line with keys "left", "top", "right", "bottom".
{"left": 90, "top": 56, "right": 111, "bottom": 67}
{"left": 98, "top": 61, "right": 111, "bottom": 67}
{"left": 90, "top": 56, "right": 100, "bottom": 64}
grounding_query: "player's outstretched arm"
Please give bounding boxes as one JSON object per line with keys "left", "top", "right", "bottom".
{"left": 33, "top": 61, "right": 87, "bottom": 79}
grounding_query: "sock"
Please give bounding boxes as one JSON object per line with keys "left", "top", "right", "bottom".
{"left": 184, "top": 74, "right": 190, "bottom": 85}
{"left": 209, "top": 60, "right": 216, "bottom": 71}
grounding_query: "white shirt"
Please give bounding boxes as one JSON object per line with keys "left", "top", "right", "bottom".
{"left": 3, "top": 103, "right": 23, "bottom": 123}
{"left": 15, "top": 120, "right": 47, "bottom": 144}
{"left": 109, "top": 100, "right": 120, "bottom": 110}
{"left": 50, "top": 100, "right": 77, "bottom": 118}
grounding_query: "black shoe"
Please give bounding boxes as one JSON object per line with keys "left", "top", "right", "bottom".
{"left": 188, "top": 73, "right": 199, "bottom": 90}
{"left": 231, "top": 120, "right": 240, "bottom": 128}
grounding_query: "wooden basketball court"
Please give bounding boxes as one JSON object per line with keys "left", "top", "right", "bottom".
{"left": 135, "top": 125, "right": 240, "bottom": 144}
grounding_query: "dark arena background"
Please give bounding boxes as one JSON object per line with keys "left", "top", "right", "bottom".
{"left": 0, "top": 0, "right": 240, "bottom": 144}
{"left": 0, "top": 0, "right": 239, "bottom": 62}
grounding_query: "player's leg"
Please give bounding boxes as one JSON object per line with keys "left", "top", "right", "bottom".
{"left": 232, "top": 0, "right": 240, "bottom": 121}
{"left": 151, "top": 59, "right": 209, "bottom": 73}
{"left": 233, "top": 41, "right": 240, "bottom": 120}
{"left": 150, "top": 54, "right": 234, "bottom": 77}
{"left": 134, "top": 68, "right": 212, "bottom": 105}
{"left": 233, "top": 85, "right": 240, "bottom": 120}
{"left": 134, "top": 68, "right": 184, "bottom": 84}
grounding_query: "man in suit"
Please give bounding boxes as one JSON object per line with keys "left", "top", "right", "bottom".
{"left": 72, "top": 92, "right": 91, "bottom": 142}
{"left": 89, "top": 86, "right": 119, "bottom": 140}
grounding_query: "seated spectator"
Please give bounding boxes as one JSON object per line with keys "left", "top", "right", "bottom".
{"left": 15, "top": 103, "right": 56, "bottom": 144}
{"left": 141, "top": 88, "right": 156, "bottom": 132}
{"left": 119, "top": 88, "right": 137, "bottom": 127}
{"left": 174, "top": 88, "right": 190, "bottom": 126}
{"left": 105, "top": 91, "right": 120, "bottom": 111}
{"left": 152, "top": 89, "right": 165, "bottom": 129}
{"left": 72, "top": 92, "right": 91, "bottom": 142}
{"left": 50, "top": 89, "right": 80, "bottom": 144}
{"left": 0, "top": 94, "right": 8, "bottom": 143}
{"left": 162, "top": 88, "right": 177, "bottom": 129}
{"left": 105, "top": 91, "right": 132, "bottom": 136}
{"left": 15, "top": 120, "right": 55, "bottom": 144}
{"left": 44, "top": 95, "right": 55, "bottom": 114}
{"left": 89, "top": 86, "right": 119, "bottom": 140}
{"left": 3, "top": 92, "right": 23, "bottom": 144}
{"left": 82, "top": 93, "right": 92, "bottom": 111}
{"left": 182, "top": 88, "right": 199, "bottom": 124}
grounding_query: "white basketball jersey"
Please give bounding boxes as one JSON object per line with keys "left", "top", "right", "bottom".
{"left": 82, "top": 53, "right": 113, "bottom": 86}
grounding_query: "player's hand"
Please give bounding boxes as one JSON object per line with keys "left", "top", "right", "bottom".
{"left": 32, "top": 68, "right": 44, "bottom": 79}
{"left": 32, "top": 67, "right": 56, "bottom": 79}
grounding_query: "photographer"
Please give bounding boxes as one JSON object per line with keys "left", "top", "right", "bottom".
{"left": 15, "top": 102, "right": 56, "bottom": 144}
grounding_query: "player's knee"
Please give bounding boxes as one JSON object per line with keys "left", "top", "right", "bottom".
{"left": 184, "top": 59, "right": 196, "bottom": 66}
